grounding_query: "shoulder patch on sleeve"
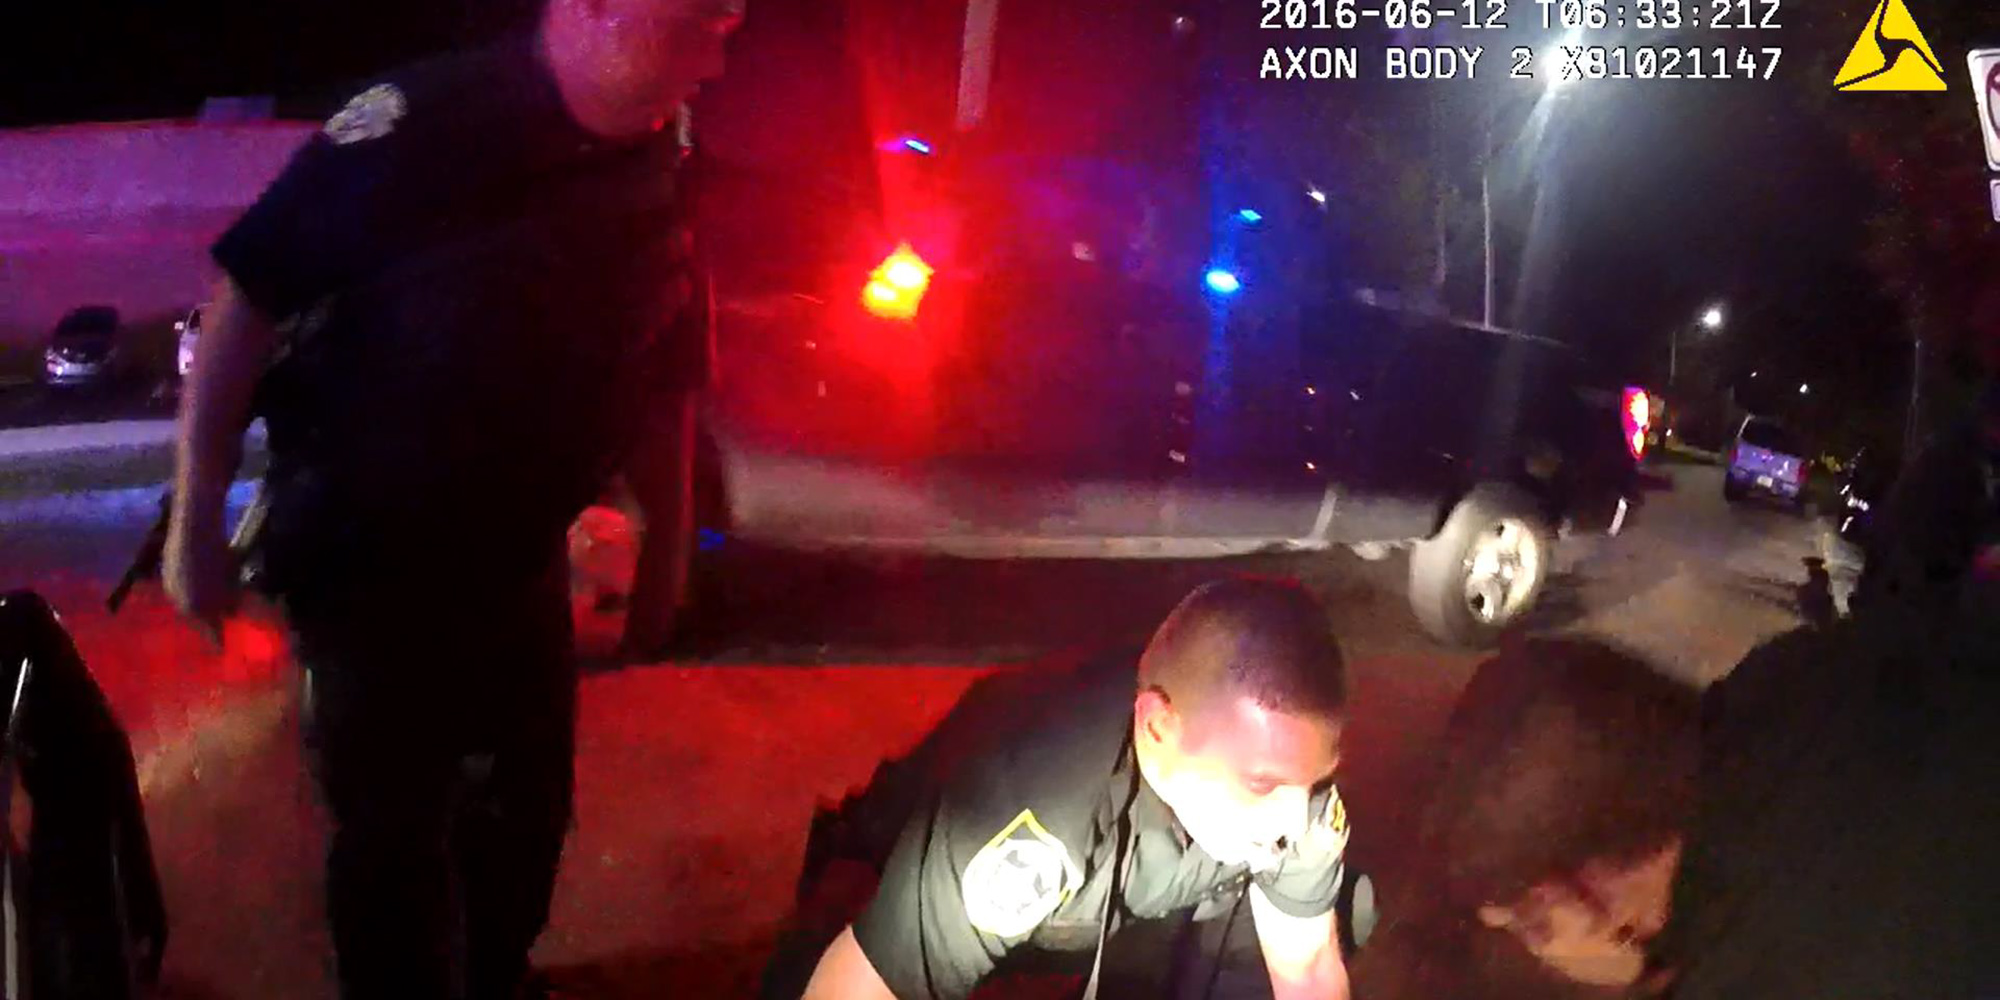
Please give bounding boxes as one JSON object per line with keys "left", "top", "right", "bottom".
{"left": 324, "top": 84, "right": 407, "bottom": 145}
{"left": 1307, "top": 785, "right": 1350, "bottom": 857}
{"left": 961, "top": 809, "right": 1082, "bottom": 938}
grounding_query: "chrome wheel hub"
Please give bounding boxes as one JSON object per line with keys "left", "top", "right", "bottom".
{"left": 1462, "top": 518, "right": 1543, "bottom": 625}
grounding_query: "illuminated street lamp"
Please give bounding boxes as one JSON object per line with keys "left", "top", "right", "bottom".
{"left": 1670, "top": 303, "right": 1724, "bottom": 389}
{"left": 1543, "top": 31, "right": 1582, "bottom": 90}
{"left": 1799, "top": 383, "right": 1811, "bottom": 395}
{"left": 1480, "top": 29, "right": 1582, "bottom": 326}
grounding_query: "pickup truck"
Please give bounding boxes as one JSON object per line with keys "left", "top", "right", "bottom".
{"left": 681, "top": 0, "right": 1646, "bottom": 646}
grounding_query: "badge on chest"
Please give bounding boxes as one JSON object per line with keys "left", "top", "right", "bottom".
{"left": 963, "top": 809, "right": 1084, "bottom": 938}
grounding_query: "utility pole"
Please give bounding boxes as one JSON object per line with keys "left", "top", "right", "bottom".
{"left": 1482, "top": 171, "right": 1495, "bottom": 327}
{"left": 1480, "top": 105, "right": 1496, "bottom": 327}
{"left": 1904, "top": 333, "right": 1924, "bottom": 456}
{"left": 955, "top": 0, "right": 1000, "bottom": 133}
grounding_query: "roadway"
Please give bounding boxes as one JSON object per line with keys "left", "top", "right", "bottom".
{"left": 0, "top": 445, "right": 1842, "bottom": 997}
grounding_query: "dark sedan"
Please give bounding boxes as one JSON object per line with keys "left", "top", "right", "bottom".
{"left": 42, "top": 306, "right": 123, "bottom": 390}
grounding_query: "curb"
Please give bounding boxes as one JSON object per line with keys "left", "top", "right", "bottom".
{"left": 1660, "top": 440, "right": 1722, "bottom": 464}
{"left": 0, "top": 419, "right": 179, "bottom": 461}
{"left": 0, "top": 419, "right": 265, "bottom": 496}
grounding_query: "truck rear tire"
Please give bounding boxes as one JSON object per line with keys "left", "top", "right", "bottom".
{"left": 1408, "top": 485, "right": 1553, "bottom": 648}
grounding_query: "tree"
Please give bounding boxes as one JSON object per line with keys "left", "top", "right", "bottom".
{"left": 1788, "top": 4, "right": 2000, "bottom": 446}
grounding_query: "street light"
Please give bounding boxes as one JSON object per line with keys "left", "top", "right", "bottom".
{"left": 1480, "top": 30, "right": 1583, "bottom": 327}
{"left": 1799, "top": 383, "right": 1810, "bottom": 395}
{"left": 1670, "top": 303, "right": 1724, "bottom": 389}
{"left": 1542, "top": 30, "right": 1583, "bottom": 90}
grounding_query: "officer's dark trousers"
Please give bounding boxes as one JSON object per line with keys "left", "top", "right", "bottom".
{"left": 287, "top": 563, "right": 576, "bottom": 1000}
{"left": 1097, "top": 900, "right": 1271, "bottom": 1000}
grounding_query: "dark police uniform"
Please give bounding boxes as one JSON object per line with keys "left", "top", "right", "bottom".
{"left": 845, "top": 653, "right": 1350, "bottom": 1000}
{"left": 1853, "top": 388, "right": 2000, "bottom": 614}
{"left": 1649, "top": 581, "right": 2000, "bottom": 1000}
{"left": 210, "top": 36, "right": 705, "bottom": 1000}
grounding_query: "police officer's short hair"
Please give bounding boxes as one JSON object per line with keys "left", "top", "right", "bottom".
{"left": 1138, "top": 576, "right": 1347, "bottom": 723}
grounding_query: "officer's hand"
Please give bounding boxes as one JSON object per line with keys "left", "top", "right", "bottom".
{"left": 163, "top": 512, "right": 236, "bottom": 649}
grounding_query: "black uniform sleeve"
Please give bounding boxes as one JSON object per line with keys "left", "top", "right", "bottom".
{"left": 211, "top": 97, "right": 409, "bottom": 322}
{"left": 654, "top": 250, "right": 715, "bottom": 394}
{"left": 1252, "top": 785, "right": 1349, "bottom": 919}
{"left": 850, "top": 784, "right": 1018, "bottom": 1000}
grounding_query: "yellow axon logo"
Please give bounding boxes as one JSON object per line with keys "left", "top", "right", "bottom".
{"left": 1834, "top": 0, "right": 1948, "bottom": 92}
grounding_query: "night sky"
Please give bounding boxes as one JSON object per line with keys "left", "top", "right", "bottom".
{"left": 1534, "top": 71, "right": 1896, "bottom": 390}
{"left": 1, "top": 1, "right": 536, "bottom": 126}
{"left": 1193, "top": 5, "right": 1904, "bottom": 417}
{"left": 4, "top": 0, "right": 1929, "bottom": 439}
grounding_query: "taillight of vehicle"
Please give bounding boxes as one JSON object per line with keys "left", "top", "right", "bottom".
{"left": 862, "top": 243, "right": 932, "bottom": 321}
{"left": 1621, "top": 387, "right": 1652, "bottom": 462}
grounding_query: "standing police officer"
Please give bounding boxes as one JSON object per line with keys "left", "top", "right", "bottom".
{"left": 796, "top": 578, "right": 1356, "bottom": 1000}
{"left": 161, "top": 1, "right": 742, "bottom": 996}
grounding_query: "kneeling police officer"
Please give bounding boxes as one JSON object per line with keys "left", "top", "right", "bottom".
{"left": 793, "top": 577, "right": 1362, "bottom": 1000}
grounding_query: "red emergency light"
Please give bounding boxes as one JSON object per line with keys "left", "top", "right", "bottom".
{"left": 1621, "top": 387, "right": 1653, "bottom": 461}
{"left": 862, "top": 244, "right": 933, "bottom": 321}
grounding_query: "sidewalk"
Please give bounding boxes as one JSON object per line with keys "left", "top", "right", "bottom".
{"left": 0, "top": 419, "right": 265, "bottom": 497}
{"left": 0, "top": 419, "right": 178, "bottom": 460}
{"left": 0, "top": 418, "right": 269, "bottom": 460}
{"left": 1659, "top": 438, "right": 1723, "bottom": 464}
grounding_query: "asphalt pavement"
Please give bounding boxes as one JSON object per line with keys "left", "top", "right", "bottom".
{"left": 0, "top": 376, "right": 179, "bottom": 430}
{"left": 0, "top": 450, "right": 1840, "bottom": 998}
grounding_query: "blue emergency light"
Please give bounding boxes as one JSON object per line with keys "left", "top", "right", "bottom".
{"left": 1204, "top": 269, "right": 1242, "bottom": 295}
{"left": 1236, "top": 208, "right": 1263, "bottom": 223}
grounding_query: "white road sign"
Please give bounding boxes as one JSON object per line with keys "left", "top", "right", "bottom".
{"left": 1972, "top": 49, "right": 2000, "bottom": 171}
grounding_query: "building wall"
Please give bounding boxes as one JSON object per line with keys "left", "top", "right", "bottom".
{"left": 0, "top": 120, "right": 313, "bottom": 378}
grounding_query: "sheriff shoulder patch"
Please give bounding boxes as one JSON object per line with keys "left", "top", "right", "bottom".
{"left": 324, "top": 84, "right": 407, "bottom": 145}
{"left": 1306, "top": 785, "right": 1351, "bottom": 858}
{"left": 961, "top": 809, "right": 1081, "bottom": 938}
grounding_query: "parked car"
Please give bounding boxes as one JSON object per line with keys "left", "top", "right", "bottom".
{"left": 174, "top": 305, "right": 206, "bottom": 379}
{"left": 0, "top": 591, "right": 170, "bottom": 995}
{"left": 1723, "top": 415, "right": 1810, "bottom": 508}
{"left": 42, "top": 306, "right": 122, "bottom": 389}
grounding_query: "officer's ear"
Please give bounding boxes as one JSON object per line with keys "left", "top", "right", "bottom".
{"left": 1135, "top": 687, "right": 1182, "bottom": 749}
